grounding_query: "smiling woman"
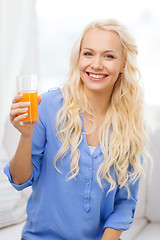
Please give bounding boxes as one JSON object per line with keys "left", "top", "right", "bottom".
{"left": 4, "top": 18, "right": 151, "bottom": 240}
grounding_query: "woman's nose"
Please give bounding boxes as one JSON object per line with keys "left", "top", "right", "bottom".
{"left": 91, "top": 56, "right": 103, "bottom": 70}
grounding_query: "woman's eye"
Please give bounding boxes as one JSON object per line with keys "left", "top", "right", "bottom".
{"left": 105, "top": 55, "right": 114, "bottom": 59}
{"left": 84, "top": 52, "right": 93, "bottom": 56}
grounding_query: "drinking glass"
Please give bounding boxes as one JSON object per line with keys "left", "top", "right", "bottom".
{"left": 17, "top": 75, "right": 39, "bottom": 125}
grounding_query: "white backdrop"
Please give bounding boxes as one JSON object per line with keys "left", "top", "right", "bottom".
{"left": 0, "top": 0, "right": 37, "bottom": 161}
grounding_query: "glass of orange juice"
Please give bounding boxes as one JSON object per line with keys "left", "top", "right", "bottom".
{"left": 17, "top": 75, "right": 39, "bottom": 125}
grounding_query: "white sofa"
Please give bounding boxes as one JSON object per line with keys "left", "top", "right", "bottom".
{"left": 0, "top": 118, "right": 159, "bottom": 240}
{"left": 122, "top": 127, "right": 160, "bottom": 240}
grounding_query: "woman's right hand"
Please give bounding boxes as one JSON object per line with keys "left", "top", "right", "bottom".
{"left": 10, "top": 94, "right": 42, "bottom": 137}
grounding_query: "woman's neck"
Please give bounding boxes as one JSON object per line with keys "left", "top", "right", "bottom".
{"left": 84, "top": 87, "right": 112, "bottom": 116}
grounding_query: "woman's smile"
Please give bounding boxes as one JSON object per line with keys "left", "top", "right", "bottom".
{"left": 86, "top": 72, "right": 109, "bottom": 81}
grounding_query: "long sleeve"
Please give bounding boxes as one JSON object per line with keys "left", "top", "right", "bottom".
{"left": 104, "top": 177, "right": 140, "bottom": 230}
{"left": 103, "top": 156, "right": 143, "bottom": 231}
{"left": 4, "top": 93, "right": 47, "bottom": 191}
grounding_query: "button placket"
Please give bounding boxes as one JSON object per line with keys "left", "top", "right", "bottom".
{"left": 84, "top": 178, "right": 92, "bottom": 212}
{"left": 83, "top": 154, "right": 94, "bottom": 212}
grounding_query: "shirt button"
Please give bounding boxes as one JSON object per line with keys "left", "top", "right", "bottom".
{"left": 85, "top": 194, "right": 88, "bottom": 198}
{"left": 94, "top": 155, "right": 96, "bottom": 158}
{"left": 87, "top": 181, "right": 90, "bottom": 185}
{"left": 88, "top": 168, "right": 91, "bottom": 171}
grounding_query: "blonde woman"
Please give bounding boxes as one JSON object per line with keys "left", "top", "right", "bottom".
{"left": 5, "top": 19, "right": 146, "bottom": 240}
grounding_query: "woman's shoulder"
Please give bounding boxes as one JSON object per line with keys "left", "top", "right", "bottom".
{"left": 41, "top": 87, "right": 62, "bottom": 97}
{"left": 38, "top": 87, "right": 63, "bottom": 117}
{"left": 41, "top": 87, "right": 63, "bottom": 105}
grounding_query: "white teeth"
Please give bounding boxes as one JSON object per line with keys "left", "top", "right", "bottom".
{"left": 89, "top": 73, "right": 107, "bottom": 79}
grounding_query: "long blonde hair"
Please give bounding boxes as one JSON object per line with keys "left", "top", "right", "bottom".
{"left": 54, "top": 19, "right": 147, "bottom": 193}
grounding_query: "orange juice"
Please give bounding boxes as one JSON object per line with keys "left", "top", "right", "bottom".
{"left": 18, "top": 91, "right": 39, "bottom": 125}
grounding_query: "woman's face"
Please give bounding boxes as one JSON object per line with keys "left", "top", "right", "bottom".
{"left": 79, "top": 28, "right": 124, "bottom": 95}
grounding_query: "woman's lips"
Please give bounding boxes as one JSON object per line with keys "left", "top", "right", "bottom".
{"left": 86, "top": 72, "right": 109, "bottom": 80}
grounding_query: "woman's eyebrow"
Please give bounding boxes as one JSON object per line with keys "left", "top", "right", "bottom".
{"left": 104, "top": 50, "right": 116, "bottom": 53}
{"left": 81, "top": 48, "right": 116, "bottom": 53}
{"left": 81, "top": 48, "right": 93, "bottom": 51}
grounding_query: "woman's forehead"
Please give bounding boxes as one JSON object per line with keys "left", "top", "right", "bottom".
{"left": 81, "top": 28, "right": 123, "bottom": 53}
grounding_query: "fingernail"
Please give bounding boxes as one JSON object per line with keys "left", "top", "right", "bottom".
{"left": 21, "top": 108, "right": 28, "bottom": 112}
{"left": 24, "top": 102, "right": 30, "bottom": 106}
{"left": 23, "top": 113, "right": 28, "bottom": 118}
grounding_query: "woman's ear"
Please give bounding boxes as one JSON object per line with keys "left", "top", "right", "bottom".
{"left": 120, "top": 61, "right": 125, "bottom": 73}
{"left": 120, "top": 68, "right": 124, "bottom": 74}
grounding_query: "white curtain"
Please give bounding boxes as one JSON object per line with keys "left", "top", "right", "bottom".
{"left": 0, "top": 0, "right": 37, "bottom": 161}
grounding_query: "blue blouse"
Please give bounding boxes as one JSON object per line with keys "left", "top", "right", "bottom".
{"left": 4, "top": 88, "right": 140, "bottom": 240}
